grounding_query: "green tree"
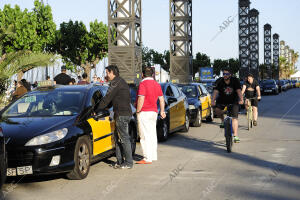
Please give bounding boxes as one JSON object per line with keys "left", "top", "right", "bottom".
{"left": 142, "top": 46, "right": 170, "bottom": 72}
{"left": 213, "top": 59, "right": 228, "bottom": 76}
{"left": 193, "top": 52, "right": 211, "bottom": 77}
{"left": 228, "top": 58, "right": 239, "bottom": 75}
{"left": 0, "top": 1, "right": 56, "bottom": 79}
{"left": 51, "top": 20, "right": 108, "bottom": 80}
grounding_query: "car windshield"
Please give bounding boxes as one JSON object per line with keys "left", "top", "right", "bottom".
{"left": 263, "top": 80, "right": 275, "bottom": 85}
{"left": 2, "top": 91, "right": 85, "bottom": 118}
{"left": 178, "top": 85, "right": 198, "bottom": 98}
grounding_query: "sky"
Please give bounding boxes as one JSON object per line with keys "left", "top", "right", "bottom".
{"left": 1, "top": 0, "right": 299, "bottom": 69}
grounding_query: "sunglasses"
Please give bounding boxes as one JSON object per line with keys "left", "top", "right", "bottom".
{"left": 223, "top": 73, "right": 231, "bottom": 76}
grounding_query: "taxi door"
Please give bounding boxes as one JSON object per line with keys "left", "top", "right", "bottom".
{"left": 165, "top": 86, "right": 177, "bottom": 130}
{"left": 198, "top": 85, "right": 209, "bottom": 118}
{"left": 199, "top": 84, "right": 211, "bottom": 118}
{"left": 171, "top": 85, "right": 185, "bottom": 127}
{"left": 88, "top": 116, "right": 115, "bottom": 156}
{"left": 87, "top": 90, "right": 115, "bottom": 156}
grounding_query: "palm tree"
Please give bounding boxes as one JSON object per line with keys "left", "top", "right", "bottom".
{"left": 0, "top": 25, "right": 56, "bottom": 102}
{"left": 279, "top": 56, "right": 289, "bottom": 79}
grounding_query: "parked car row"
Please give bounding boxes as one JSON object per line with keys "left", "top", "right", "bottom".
{"left": 259, "top": 79, "right": 299, "bottom": 95}
{"left": 1, "top": 76, "right": 297, "bottom": 183}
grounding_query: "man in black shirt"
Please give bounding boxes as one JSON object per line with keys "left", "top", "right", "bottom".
{"left": 212, "top": 69, "right": 243, "bottom": 143}
{"left": 54, "top": 66, "right": 72, "bottom": 85}
{"left": 96, "top": 65, "right": 133, "bottom": 169}
{"left": 242, "top": 73, "right": 261, "bottom": 126}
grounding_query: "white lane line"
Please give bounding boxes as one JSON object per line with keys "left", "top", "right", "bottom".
{"left": 276, "top": 99, "right": 300, "bottom": 125}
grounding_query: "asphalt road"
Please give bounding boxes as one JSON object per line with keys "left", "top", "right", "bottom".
{"left": 2, "top": 88, "right": 300, "bottom": 200}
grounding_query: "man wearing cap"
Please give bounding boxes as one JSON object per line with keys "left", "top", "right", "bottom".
{"left": 241, "top": 73, "right": 261, "bottom": 126}
{"left": 54, "top": 66, "right": 72, "bottom": 85}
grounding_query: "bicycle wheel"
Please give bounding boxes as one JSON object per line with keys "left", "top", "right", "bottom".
{"left": 224, "top": 118, "right": 233, "bottom": 153}
{"left": 250, "top": 106, "right": 253, "bottom": 128}
{"left": 247, "top": 108, "right": 251, "bottom": 131}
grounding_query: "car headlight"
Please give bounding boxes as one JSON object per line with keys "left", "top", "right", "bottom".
{"left": 189, "top": 105, "right": 196, "bottom": 110}
{"left": 25, "top": 128, "right": 68, "bottom": 146}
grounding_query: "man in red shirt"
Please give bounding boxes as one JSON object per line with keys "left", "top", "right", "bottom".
{"left": 136, "top": 67, "right": 166, "bottom": 164}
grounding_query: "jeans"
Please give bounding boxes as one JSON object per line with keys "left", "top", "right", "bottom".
{"left": 114, "top": 116, "right": 133, "bottom": 166}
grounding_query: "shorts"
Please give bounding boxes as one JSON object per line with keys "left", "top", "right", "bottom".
{"left": 216, "top": 103, "right": 239, "bottom": 119}
{"left": 246, "top": 98, "right": 258, "bottom": 107}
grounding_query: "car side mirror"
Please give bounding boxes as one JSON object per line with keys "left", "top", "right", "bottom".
{"left": 94, "top": 109, "right": 110, "bottom": 120}
{"left": 168, "top": 97, "right": 177, "bottom": 104}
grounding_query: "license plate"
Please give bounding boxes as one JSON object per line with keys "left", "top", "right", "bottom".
{"left": 7, "top": 166, "right": 33, "bottom": 176}
{"left": 7, "top": 168, "right": 17, "bottom": 176}
{"left": 264, "top": 90, "right": 272, "bottom": 92}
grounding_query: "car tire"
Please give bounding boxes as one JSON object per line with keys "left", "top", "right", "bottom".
{"left": 157, "top": 118, "right": 169, "bottom": 142}
{"left": 182, "top": 113, "right": 190, "bottom": 133}
{"left": 193, "top": 109, "right": 202, "bottom": 127}
{"left": 67, "top": 136, "right": 91, "bottom": 180}
{"left": 129, "top": 124, "right": 137, "bottom": 156}
{"left": 206, "top": 106, "right": 214, "bottom": 122}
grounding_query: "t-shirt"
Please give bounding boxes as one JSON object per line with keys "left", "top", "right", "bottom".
{"left": 54, "top": 73, "right": 72, "bottom": 85}
{"left": 77, "top": 80, "right": 90, "bottom": 85}
{"left": 244, "top": 80, "right": 259, "bottom": 98}
{"left": 137, "top": 78, "right": 163, "bottom": 112}
{"left": 215, "top": 77, "right": 241, "bottom": 104}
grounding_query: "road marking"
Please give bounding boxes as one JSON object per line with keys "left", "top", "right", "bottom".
{"left": 277, "top": 99, "right": 300, "bottom": 125}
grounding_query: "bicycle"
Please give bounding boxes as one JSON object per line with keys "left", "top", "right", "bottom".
{"left": 245, "top": 97, "right": 257, "bottom": 131}
{"left": 223, "top": 104, "right": 234, "bottom": 153}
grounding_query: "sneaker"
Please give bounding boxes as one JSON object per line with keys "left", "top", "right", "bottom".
{"left": 121, "top": 164, "right": 133, "bottom": 169}
{"left": 220, "top": 122, "right": 224, "bottom": 128}
{"left": 136, "top": 160, "right": 152, "bottom": 164}
{"left": 113, "top": 163, "right": 122, "bottom": 169}
{"left": 253, "top": 121, "right": 257, "bottom": 126}
{"left": 234, "top": 136, "right": 240, "bottom": 143}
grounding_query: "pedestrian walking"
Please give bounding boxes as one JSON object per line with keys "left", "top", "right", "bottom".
{"left": 136, "top": 67, "right": 166, "bottom": 164}
{"left": 54, "top": 66, "right": 72, "bottom": 85}
{"left": 96, "top": 65, "right": 133, "bottom": 169}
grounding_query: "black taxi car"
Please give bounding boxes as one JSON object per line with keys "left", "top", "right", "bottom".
{"left": 156, "top": 83, "right": 190, "bottom": 141}
{"left": 0, "top": 83, "right": 137, "bottom": 180}
{"left": 0, "top": 128, "right": 6, "bottom": 189}
{"left": 177, "top": 83, "right": 213, "bottom": 127}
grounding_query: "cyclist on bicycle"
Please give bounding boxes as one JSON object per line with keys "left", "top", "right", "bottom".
{"left": 241, "top": 73, "right": 261, "bottom": 126}
{"left": 212, "top": 68, "right": 244, "bottom": 143}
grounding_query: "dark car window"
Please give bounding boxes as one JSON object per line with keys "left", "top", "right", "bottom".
{"left": 171, "top": 85, "right": 180, "bottom": 98}
{"left": 199, "top": 84, "right": 209, "bottom": 95}
{"left": 166, "top": 86, "right": 174, "bottom": 97}
{"left": 180, "top": 85, "right": 198, "bottom": 98}
{"left": 2, "top": 91, "right": 85, "bottom": 117}
{"left": 263, "top": 80, "right": 275, "bottom": 85}
{"left": 90, "top": 90, "right": 103, "bottom": 108}
{"left": 197, "top": 86, "right": 203, "bottom": 95}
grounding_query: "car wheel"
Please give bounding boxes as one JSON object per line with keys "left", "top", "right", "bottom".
{"left": 206, "top": 106, "right": 214, "bottom": 122}
{"left": 67, "top": 136, "right": 91, "bottom": 180}
{"left": 193, "top": 109, "right": 202, "bottom": 127}
{"left": 129, "top": 124, "right": 137, "bottom": 156}
{"left": 157, "top": 118, "right": 169, "bottom": 142}
{"left": 182, "top": 113, "right": 190, "bottom": 133}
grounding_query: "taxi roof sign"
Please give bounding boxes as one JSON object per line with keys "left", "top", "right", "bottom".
{"left": 37, "top": 80, "right": 56, "bottom": 87}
